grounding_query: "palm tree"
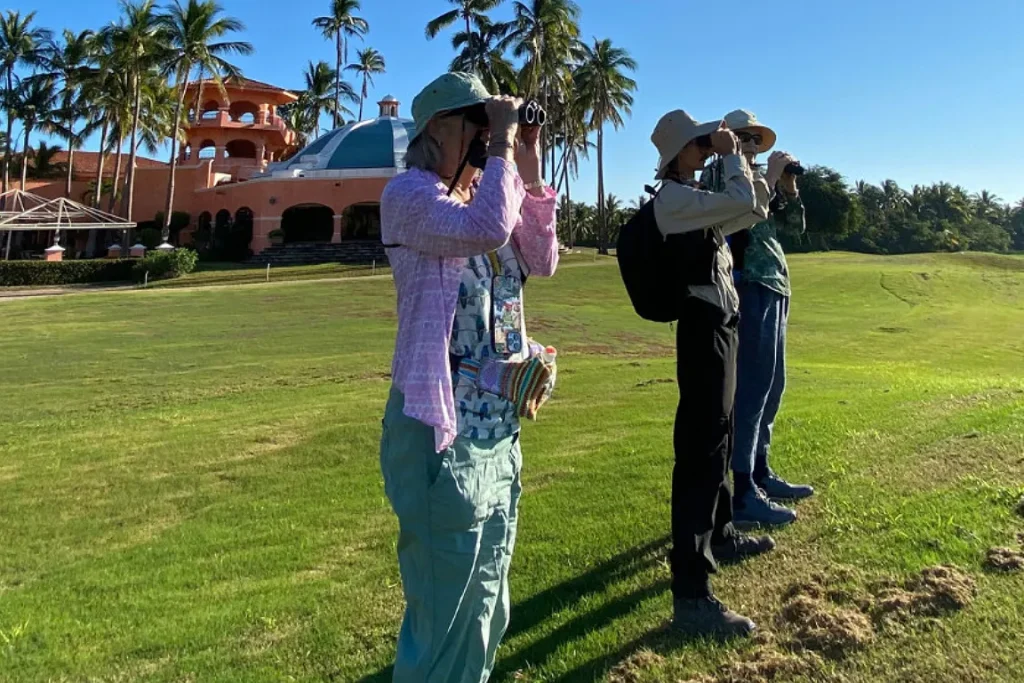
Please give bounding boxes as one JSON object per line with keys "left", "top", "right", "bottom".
{"left": 105, "top": 0, "right": 166, "bottom": 221}
{"left": 880, "top": 179, "right": 908, "bottom": 214}
{"left": 13, "top": 75, "right": 60, "bottom": 191}
{"left": 49, "top": 29, "right": 97, "bottom": 197}
{"left": 83, "top": 29, "right": 117, "bottom": 209}
{"left": 99, "top": 70, "right": 134, "bottom": 213}
{"left": 279, "top": 102, "right": 316, "bottom": 149}
{"left": 503, "top": 0, "right": 581, "bottom": 178}
{"left": 552, "top": 90, "right": 590, "bottom": 247}
{"left": 427, "top": 0, "right": 504, "bottom": 66}
{"left": 345, "top": 47, "right": 385, "bottom": 120}
{"left": 27, "top": 141, "right": 64, "bottom": 179}
{"left": 300, "top": 60, "right": 354, "bottom": 136}
{"left": 972, "top": 190, "right": 1003, "bottom": 221}
{"left": 0, "top": 10, "right": 53, "bottom": 194}
{"left": 160, "top": 0, "right": 251, "bottom": 240}
{"left": 312, "top": 0, "right": 368, "bottom": 130}
{"left": 450, "top": 18, "right": 518, "bottom": 95}
{"left": 574, "top": 38, "right": 636, "bottom": 254}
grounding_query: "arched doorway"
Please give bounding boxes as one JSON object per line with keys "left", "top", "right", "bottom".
{"left": 234, "top": 207, "right": 254, "bottom": 257}
{"left": 192, "top": 211, "right": 213, "bottom": 253}
{"left": 341, "top": 203, "right": 381, "bottom": 240}
{"left": 281, "top": 204, "right": 334, "bottom": 243}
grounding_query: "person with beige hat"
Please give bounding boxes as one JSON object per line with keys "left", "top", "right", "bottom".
{"left": 647, "top": 110, "right": 777, "bottom": 638}
{"left": 720, "top": 109, "right": 815, "bottom": 530}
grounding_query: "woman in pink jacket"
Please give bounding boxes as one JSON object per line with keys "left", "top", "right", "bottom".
{"left": 378, "top": 72, "right": 559, "bottom": 682}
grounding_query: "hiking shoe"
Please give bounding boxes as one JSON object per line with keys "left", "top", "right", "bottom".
{"left": 758, "top": 471, "right": 815, "bottom": 500}
{"left": 713, "top": 532, "right": 776, "bottom": 564}
{"left": 733, "top": 488, "right": 797, "bottom": 527}
{"left": 673, "top": 596, "right": 756, "bottom": 638}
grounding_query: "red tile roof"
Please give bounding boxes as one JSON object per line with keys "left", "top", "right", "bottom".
{"left": 54, "top": 151, "right": 167, "bottom": 179}
{"left": 188, "top": 75, "right": 297, "bottom": 99}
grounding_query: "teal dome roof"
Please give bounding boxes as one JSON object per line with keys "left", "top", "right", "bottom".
{"left": 265, "top": 115, "right": 416, "bottom": 178}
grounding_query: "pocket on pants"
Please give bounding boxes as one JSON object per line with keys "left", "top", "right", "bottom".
{"left": 429, "top": 436, "right": 515, "bottom": 534}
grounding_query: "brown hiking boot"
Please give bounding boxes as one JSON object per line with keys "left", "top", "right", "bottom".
{"left": 672, "top": 596, "right": 756, "bottom": 638}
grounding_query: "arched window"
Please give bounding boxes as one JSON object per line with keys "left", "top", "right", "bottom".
{"left": 229, "top": 100, "right": 259, "bottom": 124}
{"left": 197, "top": 139, "right": 217, "bottom": 159}
{"left": 201, "top": 100, "right": 220, "bottom": 120}
{"left": 224, "top": 139, "right": 256, "bottom": 159}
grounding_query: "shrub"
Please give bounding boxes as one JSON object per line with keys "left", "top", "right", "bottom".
{"left": 132, "top": 248, "right": 198, "bottom": 282}
{"left": 139, "top": 227, "right": 162, "bottom": 250}
{"left": 0, "top": 259, "right": 136, "bottom": 287}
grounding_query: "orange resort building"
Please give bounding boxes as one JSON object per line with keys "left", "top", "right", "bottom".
{"left": 19, "top": 76, "right": 415, "bottom": 263}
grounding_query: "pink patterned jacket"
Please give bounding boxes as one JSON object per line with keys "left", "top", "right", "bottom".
{"left": 380, "top": 157, "right": 559, "bottom": 452}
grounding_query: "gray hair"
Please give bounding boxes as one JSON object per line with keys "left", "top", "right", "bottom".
{"left": 404, "top": 133, "right": 443, "bottom": 172}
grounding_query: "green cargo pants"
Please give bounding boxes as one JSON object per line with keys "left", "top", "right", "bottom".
{"left": 380, "top": 388, "right": 523, "bottom": 683}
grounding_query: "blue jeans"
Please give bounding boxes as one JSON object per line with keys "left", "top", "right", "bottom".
{"left": 380, "top": 388, "right": 522, "bottom": 683}
{"left": 732, "top": 284, "right": 789, "bottom": 485}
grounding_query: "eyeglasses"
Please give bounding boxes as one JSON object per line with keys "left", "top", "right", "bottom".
{"left": 737, "top": 132, "right": 763, "bottom": 145}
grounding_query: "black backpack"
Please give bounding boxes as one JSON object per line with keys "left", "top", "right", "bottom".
{"left": 616, "top": 183, "right": 720, "bottom": 323}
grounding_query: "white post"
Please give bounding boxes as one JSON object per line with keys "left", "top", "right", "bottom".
{"left": 266, "top": 263, "right": 270, "bottom": 282}
{"left": 144, "top": 271, "right": 149, "bottom": 288}
{"left": 372, "top": 260, "right": 376, "bottom": 275}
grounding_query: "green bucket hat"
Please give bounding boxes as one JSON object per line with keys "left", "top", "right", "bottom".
{"left": 411, "top": 72, "right": 492, "bottom": 138}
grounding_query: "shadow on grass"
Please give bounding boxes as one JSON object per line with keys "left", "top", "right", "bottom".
{"left": 505, "top": 535, "right": 670, "bottom": 641}
{"left": 493, "top": 578, "right": 673, "bottom": 681}
{"left": 358, "top": 536, "right": 671, "bottom": 683}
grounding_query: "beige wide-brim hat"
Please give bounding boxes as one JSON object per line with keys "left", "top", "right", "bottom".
{"left": 723, "top": 109, "right": 776, "bottom": 153}
{"left": 652, "top": 110, "right": 723, "bottom": 180}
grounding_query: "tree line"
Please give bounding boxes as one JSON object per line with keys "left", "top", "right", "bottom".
{"left": 0, "top": 0, "right": 391, "bottom": 241}
{"left": 0, "top": 0, "right": 640, "bottom": 251}
{"left": 556, "top": 168, "right": 1024, "bottom": 255}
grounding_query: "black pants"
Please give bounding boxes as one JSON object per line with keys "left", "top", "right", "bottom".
{"left": 671, "top": 297, "right": 739, "bottom": 599}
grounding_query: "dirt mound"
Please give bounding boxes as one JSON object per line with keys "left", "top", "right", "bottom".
{"left": 777, "top": 595, "right": 874, "bottom": 657}
{"left": 873, "top": 565, "right": 976, "bottom": 624}
{"left": 606, "top": 649, "right": 665, "bottom": 683}
{"left": 714, "top": 649, "right": 823, "bottom": 683}
{"left": 984, "top": 547, "right": 1024, "bottom": 572}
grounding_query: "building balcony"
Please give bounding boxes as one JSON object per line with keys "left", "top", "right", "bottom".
{"left": 188, "top": 112, "right": 296, "bottom": 146}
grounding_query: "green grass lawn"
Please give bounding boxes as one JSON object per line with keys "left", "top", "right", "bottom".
{"left": 1, "top": 252, "right": 1022, "bottom": 682}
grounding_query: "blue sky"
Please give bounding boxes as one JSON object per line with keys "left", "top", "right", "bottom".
{"left": 27, "top": 0, "right": 1024, "bottom": 205}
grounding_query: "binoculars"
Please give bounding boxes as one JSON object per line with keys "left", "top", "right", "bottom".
{"left": 519, "top": 100, "right": 546, "bottom": 127}
{"left": 462, "top": 100, "right": 547, "bottom": 128}
{"left": 785, "top": 162, "right": 805, "bottom": 176}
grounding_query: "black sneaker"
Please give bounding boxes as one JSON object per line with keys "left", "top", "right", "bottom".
{"left": 733, "top": 487, "right": 798, "bottom": 527}
{"left": 712, "top": 532, "right": 776, "bottom": 564}
{"left": 672, "top": 595, "right": 756, "bottom": 638}
{"left": 758, "top": 470, "right": 815, "bottom": 500}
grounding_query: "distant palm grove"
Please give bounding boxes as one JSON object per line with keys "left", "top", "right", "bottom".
{"left": 2, "top": 0, "right": 1020, "bottom": 255}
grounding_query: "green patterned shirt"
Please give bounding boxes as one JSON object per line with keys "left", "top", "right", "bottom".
{"left": 739, "top": 191, "right": 805, "bottom": 297}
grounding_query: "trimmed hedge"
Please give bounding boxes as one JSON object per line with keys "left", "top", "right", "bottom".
{"left": 132, "top": 248, "right": 198, "bottom": 282}
{"left": 0, "top": 259, "right": 136, "bottom": 287}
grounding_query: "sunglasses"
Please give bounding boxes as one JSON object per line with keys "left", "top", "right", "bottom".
{"left": 737, "top": 132, "right": 763, "bottom": 145}
{"left": 442, "top": 103, "right": 489, "bottom": 127}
